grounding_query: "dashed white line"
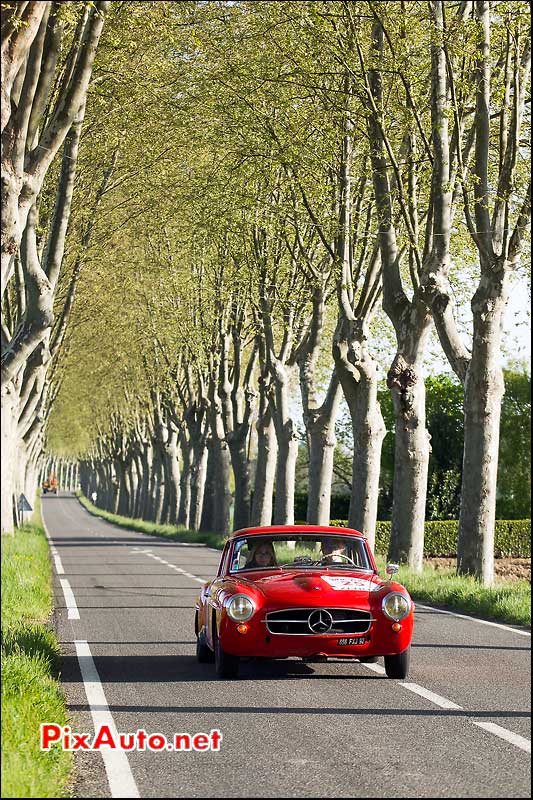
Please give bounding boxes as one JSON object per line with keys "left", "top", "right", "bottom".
{"left": 360, "top": 662, "right": 386, "bottom": 675}
{"left": 75, "top": 640, "right": 140, "bottom": 798}
{"left": 141, "top": 552, "right": 205, "bottom": 583}
{"left": 472, "top": 722, "right": 531, "bottom": 754}
{"left": 401, "top": 683, "right": 463, "bottom": 710}
{"left": 360, "top": 668, "right": 530, "bottom": 755}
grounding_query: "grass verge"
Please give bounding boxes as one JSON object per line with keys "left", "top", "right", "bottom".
{"left": 77, "top": 493, "right": 227, "bottom": 549}
{"left": 77, "top": 494, "right": 531, "bottom": 628}
{"left": 373, "top": 555, "right": 530, "bottom": 627}
{"left": 1, "top": 497, "right": 72, "bottom": 799}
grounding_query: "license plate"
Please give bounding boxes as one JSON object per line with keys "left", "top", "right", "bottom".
{"left": 337, "top": 637, "right": 367, "bottom": 646}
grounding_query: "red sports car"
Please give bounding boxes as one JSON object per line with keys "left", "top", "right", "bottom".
{"left": 195, "top": 525, "right": 414, "bottom": 679}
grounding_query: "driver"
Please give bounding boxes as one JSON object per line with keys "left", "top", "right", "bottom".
{"left": 321, "top": 537, "right": 347, "bottom": 562}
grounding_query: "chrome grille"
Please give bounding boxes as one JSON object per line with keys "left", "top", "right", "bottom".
{"left": 265, "top": 608, "right": 374, "bottom": 635}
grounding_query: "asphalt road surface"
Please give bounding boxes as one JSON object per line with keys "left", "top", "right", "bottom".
{"left": 42, "top": 493, "right": 531, "bottom": 798}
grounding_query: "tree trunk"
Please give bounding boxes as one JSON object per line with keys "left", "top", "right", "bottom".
{"left": 115, "top": 461, "right": 130, "bottom": 516}
{"left": 141, "top": 445, "right": 152, "bottom": 519}
{"left": 190, "top": 438, "right": 209, "bottom": 531}
{"left": 346, "top": 371, "right": 385, "bottom": 550}
{"left": 387, "top": 355, "right": 431, "bottom": 570}
{"left": 128, "top": 460, "right": 138, "bottom": 517}
{"left": 133, "top": 452, "right": 144, "bottom": 517}
{"left": 199, "top": 439, "right": 215, "bottom": 532}
{"left": 152, "top": 446, "right": 165, "bottom": 524}
{"left": 272, "top": 420, "right": 299, "bottom": 525}
{"left": 0, "top": 385, "right": 19, "bottom": 533}
{"left": 332, "top": 315, "right": 386, "bottom": 548}
{"left": 251, "top": 405, "right": 277, "bottom": 526}
{"left": 457, "top": 285, "right": 507, "bottom": 585}
{"left": 306, "top": 418, "right": 336, "bottom": 526}
{"left": 228, "top": 433, "right": 251, "bottom": 532}
{"left": 303, "top": 369, "right": 343, "bottom": 528}
{"left": 177, "top": 431, "right": 191, "bottom": 528}
{"left": 163, "top": 428, "right": 180, "bottom": 525}
{"left": 211, "top": 431, "right": 231, "bottom": 535}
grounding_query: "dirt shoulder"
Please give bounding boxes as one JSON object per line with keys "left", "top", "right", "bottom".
{"left": 427, "top": 557, "right": 531, "bottom": 582}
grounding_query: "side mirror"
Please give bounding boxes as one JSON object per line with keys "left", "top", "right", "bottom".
{"left": 386, "top": 563, "right": 399, "bottom": 575}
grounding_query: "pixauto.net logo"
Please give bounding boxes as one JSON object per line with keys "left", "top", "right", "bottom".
{"left": 41, "top": 724, "right": 222, "bottom": 752}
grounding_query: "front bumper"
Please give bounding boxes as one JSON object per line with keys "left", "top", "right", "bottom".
{"left": 219, "top": 611, "right": 413, "bottom": 659}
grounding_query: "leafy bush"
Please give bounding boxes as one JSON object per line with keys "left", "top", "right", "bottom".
{"left": 329, "top": 519, "right": 531, "bottom": 557}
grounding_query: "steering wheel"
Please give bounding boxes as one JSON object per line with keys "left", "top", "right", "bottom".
{"left": 318, "top": 553, "right": 357, "bottom": 566}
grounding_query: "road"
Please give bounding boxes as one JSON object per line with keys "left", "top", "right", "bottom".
{"left": 42, "top": 493, "right": 531, "bottom": 798}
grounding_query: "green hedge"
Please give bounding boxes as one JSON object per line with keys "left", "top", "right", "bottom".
{"left": 328, "top": 519, "right": 531, "bottom": 558}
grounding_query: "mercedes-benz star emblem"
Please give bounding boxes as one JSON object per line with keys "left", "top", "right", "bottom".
{"left": 308, "top": 609, "right": 333, "bottom": 633}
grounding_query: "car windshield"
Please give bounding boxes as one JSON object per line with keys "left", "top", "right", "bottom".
{"left": 229, "top": 534, "right": 372, "bottom": 573}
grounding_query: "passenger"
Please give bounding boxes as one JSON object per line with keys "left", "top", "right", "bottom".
{"left": 245, "top": 541, "right": 277, "bottom": 569}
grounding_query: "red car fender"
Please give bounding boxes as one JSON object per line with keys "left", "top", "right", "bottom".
{"left": 203, "top": 579, "right": 266, "bottom": 648}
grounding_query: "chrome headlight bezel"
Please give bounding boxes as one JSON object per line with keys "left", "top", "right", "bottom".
{"left": 226, "top": 593, "right": 256, "bottom": 622}
{"left": 381, "top": 592, "right": 411, "bottom": 621}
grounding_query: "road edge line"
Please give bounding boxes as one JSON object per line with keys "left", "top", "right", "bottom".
{"left": 74, "top": 640, "right": 140, "bottom": 798}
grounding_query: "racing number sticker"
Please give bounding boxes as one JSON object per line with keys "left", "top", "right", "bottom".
{"left": 321, "top": 576, "right": 374, "bottom": 591}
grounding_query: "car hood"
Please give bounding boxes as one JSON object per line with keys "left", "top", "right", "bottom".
{"left": 229, "top": 569, "right": 388, "bottom": 604}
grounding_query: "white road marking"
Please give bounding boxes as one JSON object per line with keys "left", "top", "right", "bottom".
{"left": 364, "top": 669, "right": 531, "bottom": 754}
{"left": 360, "top": 662, "right": 386, "bottom": 675}
{"left": 59, "top": 578, "right": 80, "bottom": 620}
{"left": 416, "top": 603, "right": 531, "bottom": 637}
{"left": 52, "top": 553, "right": 65, "bottom": 574}
{"left": 75, "top": 640, "right": 140, "bottom": 798}
{"left": 401, "top": 683, "right": 463, "bottom": 709}
{"left": 472, "top": 722, "right": 531, "bottom": 753}
{"left": 42, "top": 515, "right": 65, "bottom": 574}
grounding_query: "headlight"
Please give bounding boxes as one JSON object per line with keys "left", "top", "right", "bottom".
{"left": 382, "top": 592, "right": 411, "bottom": 621}
{"left": 227, "top": 594, "right": 255, "bottom": 622}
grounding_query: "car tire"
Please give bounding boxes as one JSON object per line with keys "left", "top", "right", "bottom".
{"left": 214, "top": 626, "right": 239, "bottom": 680}
{"left": 384, "top": 647, "right": 410, "bottom": 679}
{"left": 196, "top": 629, "right": 214, "bottom": 663}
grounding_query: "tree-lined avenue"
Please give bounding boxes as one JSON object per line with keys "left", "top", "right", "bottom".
{"left": 43, "top": 494, "right": 531, "bottom": 799}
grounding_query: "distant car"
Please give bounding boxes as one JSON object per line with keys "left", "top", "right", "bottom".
{"left": 42, "top": 476, "right": 58, "bottom": 495}
{"left": 195, "top": 525, "right": 414, "bottom": 680}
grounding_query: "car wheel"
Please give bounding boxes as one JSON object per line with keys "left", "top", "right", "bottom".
{"left": 214, "top": 625, "right": 239, "bottom": 679}
{"left": 196, "top": 629, "right": 214, "bottom": 663}
{"left": 384, "top": 647, "right": 410, "bottom": 679}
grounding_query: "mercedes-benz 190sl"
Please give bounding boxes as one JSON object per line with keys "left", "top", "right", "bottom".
{"left": 195, "top": 525, "right": 414, "bottom": 680}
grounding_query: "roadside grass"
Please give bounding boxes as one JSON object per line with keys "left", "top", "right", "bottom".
{"left": 77, "top": 494, "right": 531, "bottom": 628}
{"left": 1, "top": 497, "right": 72, "bottom": 799}
{"left": 373, "top": 555, "right": 531, "bottom": 627}
{"left": 77, "top": 493, "right": 227, "bottom": 549}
